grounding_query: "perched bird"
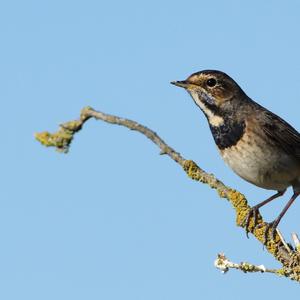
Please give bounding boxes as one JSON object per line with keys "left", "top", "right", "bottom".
{"left": 171, "top": 70, "right": 300, "bottom": 243}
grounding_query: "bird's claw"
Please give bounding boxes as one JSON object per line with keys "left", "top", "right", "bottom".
{"left": 243, "top": 206, "right": 280, "bottom": 245}
{"left": 242, "top": 206, "right": 260, "bottom": 238}
{"left": 257, "top": 221, "right": 278, "bottom": 245}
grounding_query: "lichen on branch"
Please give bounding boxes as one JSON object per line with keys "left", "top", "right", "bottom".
{"left": 35, "top": 105, "right": 300, "bottom": 282}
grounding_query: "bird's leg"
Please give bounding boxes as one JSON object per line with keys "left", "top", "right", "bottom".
{"left": 263, "top": 191, "right": 300, "bottom": 244}
{"left": 243, "top": 190, "right": 286, "bottom": 237}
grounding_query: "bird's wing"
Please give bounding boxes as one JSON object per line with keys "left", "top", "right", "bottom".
{"left": 261, "top": 108, "right": 300, "bottom": 159}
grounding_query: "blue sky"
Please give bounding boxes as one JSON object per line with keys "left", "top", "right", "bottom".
{"left": 3, "top": 0, "right": 300, "bottom": 299}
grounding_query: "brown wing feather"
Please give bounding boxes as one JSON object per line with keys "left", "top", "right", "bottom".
{"left": 261, "top": 108, "right": 300, "bottom": 159}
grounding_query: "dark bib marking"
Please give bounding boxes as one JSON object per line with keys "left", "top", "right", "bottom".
{"left": 209, "top": 121, "right": 246, "bottom": 150}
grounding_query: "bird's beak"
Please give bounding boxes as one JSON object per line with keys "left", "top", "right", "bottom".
{"left": 170, "top": 80, "right": 190, "bottom": 89}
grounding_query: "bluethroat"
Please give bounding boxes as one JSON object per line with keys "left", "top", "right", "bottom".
{"left": 172, "top": 70, "right": 300, "bottom": 243}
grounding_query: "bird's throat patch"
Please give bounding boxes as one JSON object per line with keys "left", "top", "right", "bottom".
{"left": 209, "top": 120, "right": 246, "bottom": 150}
{"left": 189, "top": 90, "right": 245, "bottom": 148}
{"left": 192, "top": 95, "right": 224, "bottom": 126}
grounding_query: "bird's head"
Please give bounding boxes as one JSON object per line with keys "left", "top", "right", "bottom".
{"left": 171, "top": 70, "right": 246, "bottom": 126}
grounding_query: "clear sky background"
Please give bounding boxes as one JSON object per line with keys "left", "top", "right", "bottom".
{"left": 3, "top": 0, "right": 300, "bottom": 299}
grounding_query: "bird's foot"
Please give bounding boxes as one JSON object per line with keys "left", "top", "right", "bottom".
{"left": 257, "top": 221, "right": 278, "bottom": 245}
{"left": 242, "top": 206, "right": 260, "bottom": 238}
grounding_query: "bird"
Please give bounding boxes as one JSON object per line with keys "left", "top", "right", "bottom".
{"left": 171, "top": 70, "right": 300, "bottom": 244}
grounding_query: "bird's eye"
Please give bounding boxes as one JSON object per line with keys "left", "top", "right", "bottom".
{"left": 206, "top": 78, "right": 217, "bottom": 87}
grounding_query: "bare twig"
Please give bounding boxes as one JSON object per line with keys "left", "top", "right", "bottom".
{"left": 35, "top": 106, "right": 300, "bottom": 282}
{"left": 277, "top": 229, "right": 292, "bottom": 254}
{"left": 292, "top": 233, "right": 300, "bottom": 253}
{"left": 214, "top": 253, "right": 281, "bottom": 276}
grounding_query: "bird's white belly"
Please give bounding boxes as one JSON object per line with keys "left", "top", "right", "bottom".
{"left": 220, "top": 133, "right": 300, "bottom": 191}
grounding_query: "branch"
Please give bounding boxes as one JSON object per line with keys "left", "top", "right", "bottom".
{"left": 214, "top": 253, "right": 281, "bottom": 276}
{"left": 35, "top": 106, "right": 300, "bottom": 282}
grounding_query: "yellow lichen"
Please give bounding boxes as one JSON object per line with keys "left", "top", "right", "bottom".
{"left": 35, "top": 118, "right": 85, "bottom": 153}
{"left": 217, "top": 189, "right": 227, "bottom": 198}
{"left": 35, "top": 131, "right": 53, "bottom": 147}
{"left": 183, "top": 160, "right": 202, "bottom": 181}
{"left": 240, "top": 262, "right": 255, "bottom": 272}
{"left": 226, "top": 190, "right": 247, "bottom": 208}
{"left": 276, "top": 269, "right": 286, "bottom": 276}
{"left": 61, "top": 120, "right": 82, "bottom": 131}
{"left": 80, "top": 106, "right": 93, "bottom": 121}
{"left": 35, "top": 129, "right": 74, "bottom": 153}
{"left": 183, "top": 160, "right": 219, "bottom": 187}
